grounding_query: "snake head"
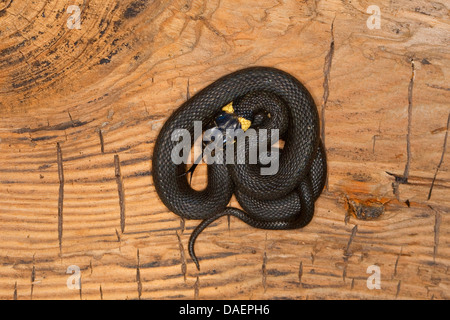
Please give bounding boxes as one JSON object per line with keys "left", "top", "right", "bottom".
{"left": 181, "top": 102, "right": 253, "bottom": 185}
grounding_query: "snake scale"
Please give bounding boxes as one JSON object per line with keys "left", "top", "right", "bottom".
{"left": 152, "top": 67, "right": 327, "bottom": 270}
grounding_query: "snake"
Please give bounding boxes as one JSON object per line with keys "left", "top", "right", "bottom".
{"left": 152, "top": 67, "right": 327, "bottom": 270}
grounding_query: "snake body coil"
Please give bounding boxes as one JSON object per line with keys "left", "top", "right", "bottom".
{"left": 152, "top": 67, "right": 327, "bottom": 270}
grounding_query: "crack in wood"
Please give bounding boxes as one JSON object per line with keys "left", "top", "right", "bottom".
{"left": 403, "top": 59, "right": 415, "bottom": 180}
{"left": 434, "top": 210, "right": 441, "bottom": 264}
{"left": 176, "top": 231, "right": 187, "bottom": 282}
{"left": 393, "top": 247, "right": 402, "bottom": 278}
{"left": 179, "top": 217, "right": 185, "bottom": 234}
{"left": 298, "top": 261, "right": 303, "bottom": 286}
{"left": 428, "top": 113, "right": 449, "bottom": 200}
{"left": 136, "top": 249, "right": 142, "bottom": 300}
{"left": 79, "top": 273, "right": 82, "bottom": 300}
{"left": 14, "top": 120, "right": 89, "bottom": 134}
{"left": 428, "top": 206, "right": 441, "bottom": 263}
{"left": 372, "top": 134, "right": 378, "bottom": 153}
{"left": 89, "top": 260, "right": 93, "bottom": 275}
{"left": 344, "top": 225, "right": 358, "bottom": 261}
{"left": 115, "top": 228, "right": 121, "bottom": 243}
{"left": 99, "top": 129, "right": 105, "bottom": 154}
{"left": 425, "top": 83, "right": 450, "bottom": 91}
{"left": 194, "top": 276, "right": 200, "bottom": 299}
{"left": 262, "top": 250, "right": 268, "bottom": 293}
{"left": 186, "top": 78, "right": 191, "bottom": 100}
{"left": 387, "top": 59, "right": 417, "bottom": 199}
{"left": 30, "top": 254, "right": 35, "bottom": 300}
{"left": 57, "top": 142, "right": 64, "bottom": 252}
{"left": 321, "top": 18, "right": 335, "bottom": 142}
{"left": 67, "top": 111, "right": 74, "bottom": 124}
{"left": 342, "top": 265, "right": 347, "bottom": 282}
{"left": 395, "top": 280, "right": 401, "bottom": 299}
{"left": 321, "top": 17, "right": 335, "bottom": 190}
{"left": 262, "top": 234, "right": 268, "bottom": 293}
{"left": 114, "top": 155, "right": 126, "bottom": 233}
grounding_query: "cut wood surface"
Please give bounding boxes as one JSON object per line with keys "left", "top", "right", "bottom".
{"left": 0, "top": 0, "right": 449, "bottom": 300}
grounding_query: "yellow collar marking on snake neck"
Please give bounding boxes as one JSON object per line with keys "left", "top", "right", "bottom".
{"left": 237, "top": 117, "right": 251, "bottom": 132}
{"left": 222, "top": 102, "right": 235, "bottom": 114}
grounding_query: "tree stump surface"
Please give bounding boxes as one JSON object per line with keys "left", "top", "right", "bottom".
{"left": 0, "top": 0, "right": 448, "bottom": 300}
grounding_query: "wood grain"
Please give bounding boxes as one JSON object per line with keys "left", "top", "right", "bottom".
{"left": 0, "top": 0, "right": 449, "bottom": 300}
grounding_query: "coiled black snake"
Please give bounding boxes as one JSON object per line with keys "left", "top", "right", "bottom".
{"left": 152, "top": 67, "right": 327, "bottom": 270}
